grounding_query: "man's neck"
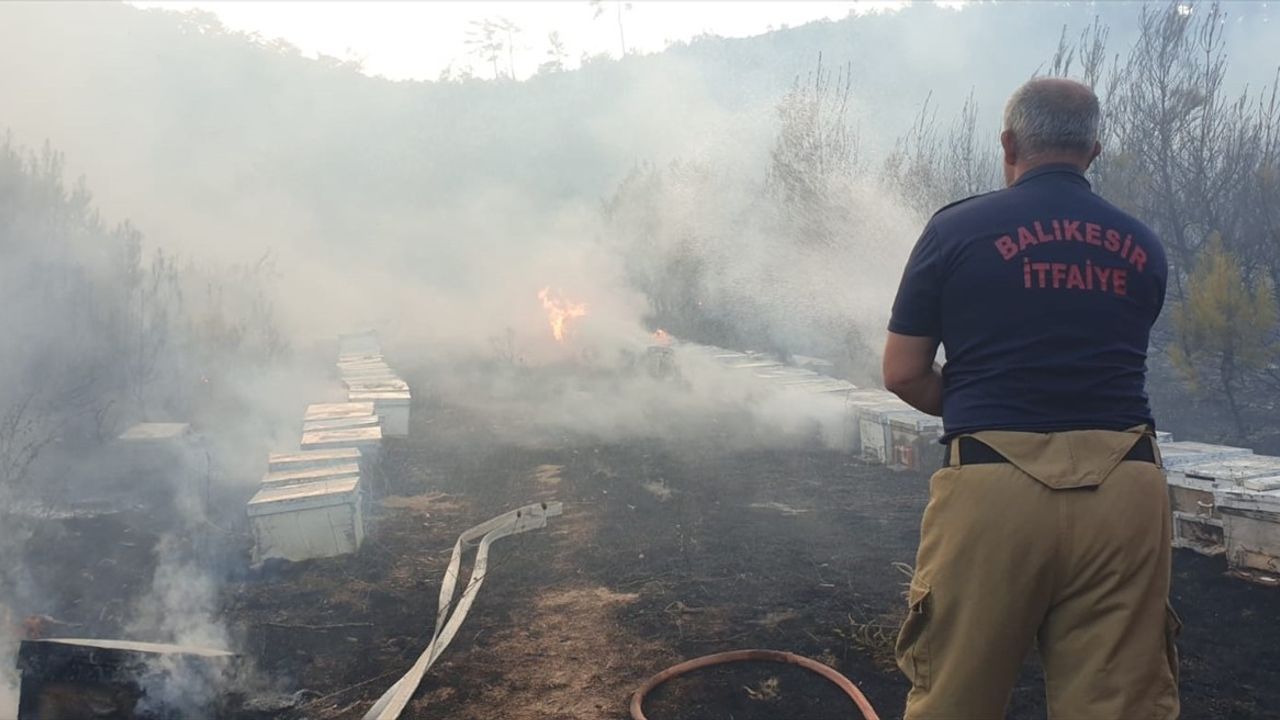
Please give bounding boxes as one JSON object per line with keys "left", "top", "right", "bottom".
{"left": 1012, "top": 155, "right": 1089, "bottom": 184}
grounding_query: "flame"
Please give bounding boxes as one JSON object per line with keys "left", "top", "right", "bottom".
{"left": 538, "top": 287, "right": 587, "bottom": 342}
{"left": 653, "top": 329, "right": 672, "bottom": 346}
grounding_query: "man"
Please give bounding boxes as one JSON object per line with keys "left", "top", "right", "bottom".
{"left": 883, "top": 77, "right": 1179, "bottom": 719}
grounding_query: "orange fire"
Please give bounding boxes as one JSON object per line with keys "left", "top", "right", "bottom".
{"left": 653, "top": 329, "right": 672, "bottom": 346}
{"left": 538, "top": 287, "right": 587, "bottom": 342}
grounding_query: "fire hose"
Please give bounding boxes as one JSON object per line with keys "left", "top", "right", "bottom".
{"left": 361, "top": 501, "right": 563, "bottom": 720}
{"left": 630, "top": 649, "right": 881, "bottom": 720}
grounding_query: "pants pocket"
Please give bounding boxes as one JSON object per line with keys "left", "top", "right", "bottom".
{"left": 896, "top": 581, "right": 933, "bottom": 691}
{"left": 1164, "top": 601, "right": 1183, "bottom": 687}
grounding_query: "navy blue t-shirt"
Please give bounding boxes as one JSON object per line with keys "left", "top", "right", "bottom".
{"left": 888, "top": 164, "right": 1167, "bottom": 440}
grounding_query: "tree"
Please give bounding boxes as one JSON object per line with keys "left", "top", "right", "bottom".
{"left": 908, "top": 1, "right": 1280, "bottom": 442}
{"left": 465, "top": 17, "right": 519, "bottom": 80}
{"left": 589, "top": 0, "right": 631, "bottom": 57}
{"left": 496, "top": 17, "right": 521, "bottom": 79}
{"left": 538, "top": 31, "right": 568, "bottom": 75}
{"left": 765, "top": 54, "right": 858, "bottom": 247}
{"left": 881, "top": 90, "right": 998, "bottom": 217}
{"left": 438, "top": 60, "right": 476, "bottom": 83}
{"left": 1171, "top": 235, "right": 1279, "bottom": 437}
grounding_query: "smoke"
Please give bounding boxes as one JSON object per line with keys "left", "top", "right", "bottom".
{"left": 0, "top": 603, "right": 16, "bottom": 718}
{"left": 2, "top": 0, "right": 1273, "bottom": 709}
{"left": 691, "top": 174, "right": 918, "bottom": 356}
{"left": 128, "top": 536, "right": 228, "bottom": 648}
{"left": 0, "top": 515, "right": 35, "bottom": 718}
{"left": 127, "top": 535, "right": 232, "bottom": 714}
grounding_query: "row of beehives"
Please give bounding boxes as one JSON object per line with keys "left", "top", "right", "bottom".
{"left": 245, "top": 331, "right": 412, "bottom": 566}
{"left": 696, "top": 346, "right": 947, "bottom": 471}
{"left": 1161, "top": 442, "right": 1280, "bottom": 584}
{"left": 696, "top": 344, "right": 1280, "bottom": 583}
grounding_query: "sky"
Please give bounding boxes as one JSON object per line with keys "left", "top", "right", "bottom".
{"left": 126, "top": 1, "right": 928, "bottom": 81}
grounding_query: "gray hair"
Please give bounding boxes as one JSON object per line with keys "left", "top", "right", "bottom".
{"left": 1003, "top": 78, "right": 1100, "bottom": 157}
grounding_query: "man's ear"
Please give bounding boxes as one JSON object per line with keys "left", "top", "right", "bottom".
{"left": 1086, "top": 140, "right": 1102, "bottom": 169}
{"left": 1000, "top": 130, "right": 1017, "bottom": 167}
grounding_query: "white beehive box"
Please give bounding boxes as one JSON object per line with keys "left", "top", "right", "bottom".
{"left": 889, "top": 411, "right": 946, "bottom": 470}
{"left": 1216, "top": 485, "right": 1280, "bottom": 581}
{"left": 1168, "top": 455, "right": 1280, "bottom": 518}
{"left": 114, "top": 422, "right": 196, "bottom": 470}
{"left": 304, "top": 402, "right": 376, "bottom": 421}
{"left": 1183, "top": 455, "right": 1280, "bottom": 485}
{"left": 754, "top": 367, "right": 819, "bottom": 381}
{"left": 338, "top": 364, "right": 392, "bottom": 376}
{"left": 117, "top": 423, "right": 191, "bottom": 442}
{"left": 261, "top": 463, "right": 361, "bottom": 488}
{"left": 300, "top": 426, "right": 383, "bottom": 455}
{"left": 727, "top": 359, "right": 783, "bottom": 371}
{"left": 346, "top": 390, "right": 411, "bottom": 438}
{"left": 302, "top": 415, "right": 381, "bottom": 433}
{"left": 337, "top": 356, "right": 388, "bottom": 369}
{"left": 778, "top": 378, "right": 846, "bottom": 395}
{"left": 111, "top": 423, "right": 201, "bottom": 505}
{"left": 1239, "top": 474, "right": 1280, "bottom": 492}
{"left": 799, "top": 378, "right": 858, "bottom": 396}
{"left": 337, "top": 353, "right": 384, "bottom": 364}
{"left": 339, "top": 370, "right": 393, "bottom": 382}
{"left": 248, "top": 477, "right": 364, "bottom": 565}
{"left": 839, "top": 389, "right": 901, "bottom": 450}
{"left": 268, "top": 448, "right": 362, "bottom": 473}
{"left": 343, "top": 378, "right": 410, "bottom": 393}
{"left": 337, "top": 351, "right": 381, "bottom": 363}
{"left": 340, "top": 368, "right": 397, "bottom": 380}
{"left": 1158, "top": 440, "right": 1253, "bottom": 470}
{"left": 859, "top": 405, "right": 915, "bottom": 465}
{"left": 1166, "top": 456, "right": 1280, "bottom": 556}
{"left": 1171, "top": 511, "right": 1226, "bottom": 556}
{"left": 792, "top": 355, "right": 835, "bottom": 372}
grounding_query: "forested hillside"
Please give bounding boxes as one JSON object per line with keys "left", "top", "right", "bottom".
{"left": 0, "top": 0, "right": 1276, "bottom": 447}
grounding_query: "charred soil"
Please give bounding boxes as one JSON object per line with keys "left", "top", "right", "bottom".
{"left": 227, "top": 368, "right": 1280, "bottom": 720}
{"left": 12, "top": 365, "right": 1280, "bottom": 719}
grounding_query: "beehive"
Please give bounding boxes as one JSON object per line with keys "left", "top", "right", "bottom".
{"left": 106, "top": 423, "right": 201, "bottom": 511}
{"left": 337, "top": 356, "right": 389, "bottom": 369}
{"left": 889, "top": 411, "right": 946, "bottom": 471}
{"left": 842, "top": 390, "right": 904, "bottom": 455}
{"left": 1166, "top": 455, "right": 1280, "bottom": 556}
{"left": 346, "top": 390, "right": 411, "bottom": 438}
{"left": 343, "top": 378, "right": 410, "bottom": 393}
{"left": 300, "top": 426, "right": 383, "bottom": 455}
{"left": 1217, "top": 484, "right": 1280, "bottom": 581}
{"left": 261, "top": 463, "right": 361, "bottom": 488}
{"left": 17, "top": 638, "right": 236, "bottom": 719}
{"left": 248, "top": 477, "right": 364, "bottom": 564}
{"left": 1158, "top": 440, "right": 1252, "bottom": 470}
{"left": 303, "top": 402, "right": 376, "bottom": 421}
{"left": 267, "top": 448, "right": 362, "bottom": 474}
{"left": 117, "top": 423, "right": 191, "bottom": 442}
{"left": 301, "top": 415, "right": 382, "bottom": 433}
{"left": 858, "top": 405, "right": 916, "bottom": 465}
{"left": 798, "top": 378, "right": 858, "bottom": 396}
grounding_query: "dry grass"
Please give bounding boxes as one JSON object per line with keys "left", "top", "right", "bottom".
{"left": 834, "top": 562, "right": 914, "bottom": 671}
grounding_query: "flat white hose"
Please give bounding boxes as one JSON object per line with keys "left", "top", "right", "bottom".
{"left": 361, "top": 501, "right": 563, "bottom": 720}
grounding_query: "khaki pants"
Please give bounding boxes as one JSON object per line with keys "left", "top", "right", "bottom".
{"left": 896, "top": 427, "right": 1181, "bottom": 720}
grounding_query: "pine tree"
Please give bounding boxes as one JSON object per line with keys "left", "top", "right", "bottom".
{"left": 1171, "top": 234, "right": 1279, "bottom": 437}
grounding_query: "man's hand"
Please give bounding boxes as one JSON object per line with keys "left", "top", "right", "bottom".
{"left": 882, "top": 332, "right": 943, "bottom": 416}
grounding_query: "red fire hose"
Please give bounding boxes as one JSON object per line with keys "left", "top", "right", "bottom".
{"left": 629, "top": 649, "right": 881, "bottom": 720}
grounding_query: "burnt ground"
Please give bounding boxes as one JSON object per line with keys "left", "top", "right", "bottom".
{"left": 11, "top": 363, "right": 1280, "bottom": 719}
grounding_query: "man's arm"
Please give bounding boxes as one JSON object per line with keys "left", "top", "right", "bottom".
{"left": 883, "top": 332, "right": 943, "bottom": 416}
